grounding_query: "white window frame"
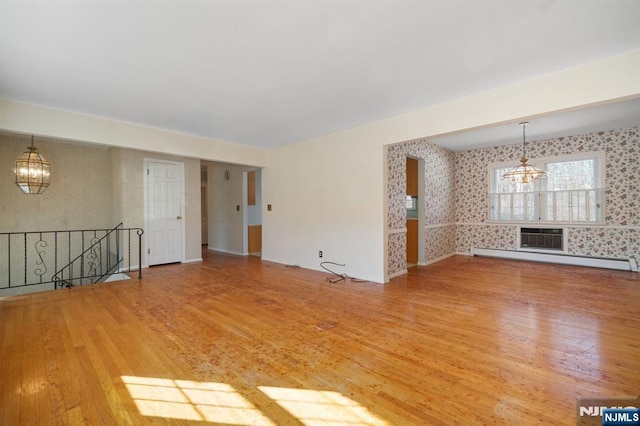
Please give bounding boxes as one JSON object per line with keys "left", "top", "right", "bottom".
{"left": 488, "top": 151, "right": 606, "bottom": 224}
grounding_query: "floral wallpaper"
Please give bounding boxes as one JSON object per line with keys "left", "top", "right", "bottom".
{"left": 456, "top": 225, "right": 518, "bottom": 254}
{"left": 455, "top": 126, "right": 639, "bottom": 226}
{"left": 427, "top": 225, "right": 457, "bottom": 261}
{"left": 388, "top": 232, "right": 407, "bottom": 277}
{"left": 387, "top": 126, "right": 639, "bottom": 279}
{"left": 568, "top": 228, "right": 639, "bottom": 259}
{"left": 455, "top": 126, "right": 639, "bottom": 260}
{"left": 387, "top": 139, "right": 456, "bottom": 277}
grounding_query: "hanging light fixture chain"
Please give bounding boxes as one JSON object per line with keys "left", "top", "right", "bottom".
{"left": 521, "top": 121, "right": 528, "bottom": 159}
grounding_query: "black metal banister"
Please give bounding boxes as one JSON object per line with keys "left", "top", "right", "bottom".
{"left": 0, "top": 224, "right": 144, "bottom": 295}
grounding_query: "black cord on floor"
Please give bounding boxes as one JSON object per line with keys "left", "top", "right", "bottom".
{"left": 320, "top": 261, "right": 366, "bottom": 283}
{"left": 320, "top": 261, "right": 347, "bottom": 283}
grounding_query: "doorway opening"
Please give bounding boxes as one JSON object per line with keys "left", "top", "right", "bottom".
{"left": 246, "top": 170, "right": 262, "bottom": 257}
{"left": 202, "top": 163, "right": 262, "bottom": 257}
{"left": 201, "top": 166, "right": 208, "bottom": 247}
{"left": 406, "top": 156, "right": 425, "bottom": 268}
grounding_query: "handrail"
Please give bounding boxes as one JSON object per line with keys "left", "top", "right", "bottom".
{"left": 0, "top": 224, "right": 144, "bottom": 294}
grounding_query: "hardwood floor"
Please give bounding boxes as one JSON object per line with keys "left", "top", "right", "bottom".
{"left": 1, "top": 252, "right": 639, "bottom": 425}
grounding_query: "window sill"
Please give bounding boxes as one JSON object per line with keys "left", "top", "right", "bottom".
{"left": 486, "top": 220, "right": 607, "bottom": 227}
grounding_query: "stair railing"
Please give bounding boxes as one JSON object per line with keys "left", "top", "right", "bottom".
{"left": 52, "top": 223, "right": 144, "bottom": 288}
{"left": 0, "top": 224, "right": 144, "bottom": 295}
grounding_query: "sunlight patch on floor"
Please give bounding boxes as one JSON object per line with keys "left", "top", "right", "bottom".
{"left": 121, "top": 376, "right": 275, "bottom": 425}
{"left": 258, "top": 386, "right": 389, "bottom": 426}
{"left": 122, "top": 376, "right": 388, "bottom": 425}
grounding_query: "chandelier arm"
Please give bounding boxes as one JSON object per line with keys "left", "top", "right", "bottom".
{"left": 501, "top": 121, "right": 547, "bottom": 184}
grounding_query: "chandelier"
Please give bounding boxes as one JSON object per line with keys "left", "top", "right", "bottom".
{"left": 502, "top": 122, "right": 547, "bottom": 184}
{"left": 14, "top": 136, "right": 51, "bottom": 194}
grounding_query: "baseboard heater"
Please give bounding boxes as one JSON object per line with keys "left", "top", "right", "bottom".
{"left": 471, "top": 247, "right": 638, "bottom": 272}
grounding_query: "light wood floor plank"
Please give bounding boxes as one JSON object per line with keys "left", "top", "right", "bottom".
{"left": 0, "top": 252, "right": 638, "bottom": 425}
{"left": 1, "top": 299, "right": 24, "bottom": 425}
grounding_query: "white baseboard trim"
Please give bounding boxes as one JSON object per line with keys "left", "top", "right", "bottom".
{"left": 471, "top": 247, "right": 637, "bottom": 272}
{"left": 183, "top": 258, "right": 203, "bottom": 264}
{"left": 456, "top": 251, "right": 473, "bottom": 257}
{"left": 118, "top": 265, "right": 148, "bottom": 273}
{"left": 458, "top": 222, "right": 640, "bottom": 230}
{"left": 207, "top": 247, "right": 245, "bottom": 256}
{"left": 0, "top": 282, "right": 54, "bottom": 297}
{"left": 388, "top": 269, "right": 408, "bottom": 279}
{"left": 424, "top": 252, "right": 456, "bottom": 266}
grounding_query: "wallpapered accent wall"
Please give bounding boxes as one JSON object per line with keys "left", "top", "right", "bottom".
{"left": 387, "top": 126, "right": 639, "bottom": 278}
{"left": 387, "top": 139, "right": 456, "bottom": 277}
{"left": 455, "top": 126, "right": 639, "bottom": 259}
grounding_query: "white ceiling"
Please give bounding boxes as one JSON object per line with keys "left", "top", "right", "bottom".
{"left": 430, "top": 97, "right": 640, "bottom": 151}
{"left": 1, "top": 0, "right": 639, "bottom": 150}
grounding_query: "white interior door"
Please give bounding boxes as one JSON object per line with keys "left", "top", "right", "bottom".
{"left": 145, "top": 159, "right": 185, "bottom": 266}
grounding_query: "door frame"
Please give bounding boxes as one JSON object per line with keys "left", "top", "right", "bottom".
{"left": 242, "top": 171, "right": 248, "bottom": 254}
{"left": 143, "top": 158, "right": 186, "bottom": 266}
{"left": 406, "top": 155, "right": 426, "bottom": 266}
{"left": 416, "top": 158, "right": 426, "bottom": 265}
{"left": 244, "top": 169, "right": 263, "bottom": 256}
{"left": 201, "top": 164, "right": 208, "bottom": 246}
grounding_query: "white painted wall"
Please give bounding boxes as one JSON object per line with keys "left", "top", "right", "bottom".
{"left": 0, "top": 98, "right": 269, "bottom": 167}
{"left": 207, "top": 164, "right": 245, "bottom": 255}
{"left": 262, "top": 136, "right": 386, "bottom": 282}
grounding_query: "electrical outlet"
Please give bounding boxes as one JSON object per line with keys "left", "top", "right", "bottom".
{"left": 319, "top": 251, "right": 323, "bottom": 258}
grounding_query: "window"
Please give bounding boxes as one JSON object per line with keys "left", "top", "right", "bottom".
{"left": 488, "top": 152, "right": 605, "bottom": 223}
{"left": 405, "top": 195, "right": 417, "bottom": 210}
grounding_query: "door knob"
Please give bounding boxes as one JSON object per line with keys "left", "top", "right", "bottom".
{"left": 177, "top": 215, "right": 182, "bottom": 220}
